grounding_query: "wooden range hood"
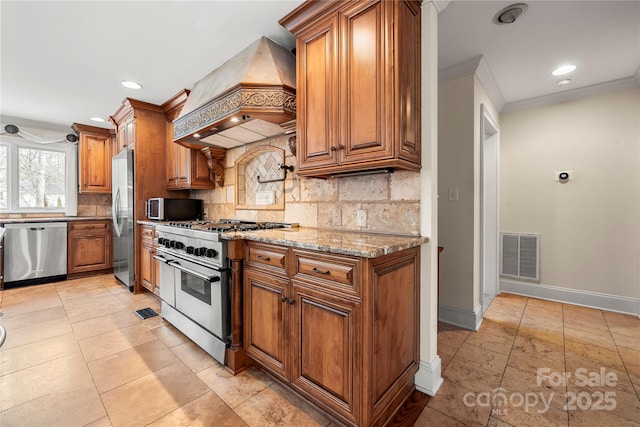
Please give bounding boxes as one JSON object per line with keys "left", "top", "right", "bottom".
{"left": 173, "top": 36, "right": 296, "bottom": 151}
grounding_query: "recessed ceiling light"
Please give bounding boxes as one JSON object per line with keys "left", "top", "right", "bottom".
{"left": 493, "top": 3, "right": 528, "bottom": 25}
{"left": 90, "top": 117, "right": 106, "bottom": 122}
{"left": 193, "top": 133, "right": 201, "bottom": 139}
{"left": 557, "top": 79, "right": 572, "bottom": 86}
{"left": 552, "top": 65, "right": 576, "bottom": 76}
{"left": 230, "top": 117, "right": 239, "bottom": 123}
{"left": 121, "top": 80, "right": 143, "bottom": 89}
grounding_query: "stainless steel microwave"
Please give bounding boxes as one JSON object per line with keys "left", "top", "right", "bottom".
{"left": 145, "top": 198, "right": 203, "bottom": 221}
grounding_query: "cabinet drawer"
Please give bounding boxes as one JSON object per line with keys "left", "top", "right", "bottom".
{"left": 141, "top": 225, "right": 155, "bottom": 239}
{"left": 293, "top": 250, "right": 360, "bottom": 296}
{"left": 245, "top": 242, "right": 288, "bottom": 274}
{"left": 68, "top": 221, "right": 111, "bottom": 233}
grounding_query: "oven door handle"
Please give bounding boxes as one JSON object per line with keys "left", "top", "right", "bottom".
{"left": 168, "top": 260, "right": 221, "bottom": 282}
{"left": 153, "top": 254, "right": 171, "bottom": 264}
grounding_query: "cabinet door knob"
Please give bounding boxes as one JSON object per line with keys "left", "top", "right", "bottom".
{"left": 338, "top": 145, "right": 345, "bottom": 150}
{"left": 281, "top": 296, "right": 287, "bottom": 303}
{"left": 330, "top": 146, "right": 337, "bottom": 151}
{"left": 288, "top": 298, "right": 295, "bottom": 305}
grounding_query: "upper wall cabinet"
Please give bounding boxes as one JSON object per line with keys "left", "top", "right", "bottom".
{"left": 281, "top": 0, "right": 421, "bottom": 178}
{"left": 162, "top": 90, "right": 216, "bottom": 191}
{"left": 72, "top": 123, "right": 113, "bottom": 194}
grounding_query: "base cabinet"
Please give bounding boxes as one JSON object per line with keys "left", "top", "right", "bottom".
{"left": 67, "top": 220, "right": 113, "bottom": 277}
{"left": 140, "top": 225, "right": 159, "bottom": 294}
{"left": 244, "top": 241, "right": 419, "bottom": 426}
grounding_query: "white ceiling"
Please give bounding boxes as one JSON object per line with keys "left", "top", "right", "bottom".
{"left": 1, "top": 1, "right": 639, "bottom": 132}
{"left": 0, "top": 1, "right": 303, "bottom": 131}
{"left": 439, "top": 1, "right": 640, "bottom": 109}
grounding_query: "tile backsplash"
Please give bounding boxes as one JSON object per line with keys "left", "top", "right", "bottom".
{"left": 0, "top": 193, "right": 111, "bottom": 219}
{"left": 192, "top": 134, "right": 420, "bottom": 235}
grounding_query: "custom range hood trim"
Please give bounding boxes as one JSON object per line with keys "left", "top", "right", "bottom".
{"left": 174, "top": 37, "right": 296, "bottom": 149}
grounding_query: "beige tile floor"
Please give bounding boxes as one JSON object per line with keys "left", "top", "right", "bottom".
{"left": 415, "top": 294, "right": 640, "bottom": 427}
{"left": 0, "top": 274, "right": 638, "bottom": 426}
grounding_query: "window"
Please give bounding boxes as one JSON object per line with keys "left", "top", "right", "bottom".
{"left": 0, "top": 135, "right": 77, "bottom": 214}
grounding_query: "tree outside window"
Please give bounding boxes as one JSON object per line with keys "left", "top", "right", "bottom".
{"left": 18, "top": 147, "right": 66, "bottom": 208}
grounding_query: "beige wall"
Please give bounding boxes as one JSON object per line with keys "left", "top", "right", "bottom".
{"left": 193, "top": 134, "right": 422, "bottom": 235}
{"left": 437, "top": 74, "right": 500, "bottom": 319}
{"left": 500, "top": 88, "right": 640, "bottom": 299}
{"left": 437, "top": 74, "right": 475, "bottom": 310}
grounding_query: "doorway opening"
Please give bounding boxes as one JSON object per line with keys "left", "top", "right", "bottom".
{"left": 480, "top": 104, "right": 500, "bottom": 313}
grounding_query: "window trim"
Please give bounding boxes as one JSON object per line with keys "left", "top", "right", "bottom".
{"left": 0, "top": 134, "right": 77, "bottom": 215}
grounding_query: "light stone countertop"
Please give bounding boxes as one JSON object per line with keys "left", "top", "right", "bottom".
{"left": 0, "top": 216, "right": 112, "bottom": 224}
{"left": 222, "top": 227, "right": 429, "bottom": 258}
{"left": 137, "top": 221, "right": 429, "bottom": 258}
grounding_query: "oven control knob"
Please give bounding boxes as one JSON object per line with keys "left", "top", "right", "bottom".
{"left": 165, "top": 240, "right": 174, "bottom": 248}
{"left": 206, "top": 249, "right": 218, "bottom": 258}
{"left": 196, "top": 247, "right": 207, "bottom": 256}
{"left": 158, "top": 237, "right": 165, "bottom": 245}
{"left": 175, "top": 242, "right": 185, "bottom": 250}
{"left": 186, "top": 246, "right": 194, "bottom": 254}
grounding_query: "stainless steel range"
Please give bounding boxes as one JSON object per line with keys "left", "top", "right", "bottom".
{"left": 154, "top": 219, "right": 297, "bottom": 365}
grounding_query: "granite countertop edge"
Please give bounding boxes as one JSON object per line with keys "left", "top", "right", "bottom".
{"left": 0, "top": 216, "right": 112, "bottom": 224}
{"left": 222, "top": 228, "right": 429, "bottom": 258}
{"left": 136, "top": 222, "right": 429, "bottom": 258}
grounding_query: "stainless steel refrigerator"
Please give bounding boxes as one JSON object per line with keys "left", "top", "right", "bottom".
{"left": 112, "top": 149, "right": 134, "bottom": 292}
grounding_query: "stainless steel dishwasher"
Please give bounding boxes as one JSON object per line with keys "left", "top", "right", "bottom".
{"left": 3, "top": 222, "right": 67, "bottom": 287}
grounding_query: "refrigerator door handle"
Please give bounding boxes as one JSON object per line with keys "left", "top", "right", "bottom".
{"left": 113, "top": 188, "right": 122, "bottom": 238}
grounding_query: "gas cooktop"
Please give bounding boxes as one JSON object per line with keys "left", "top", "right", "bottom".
{"left": 164, "top": 219, "right": 299, "bottom": 233}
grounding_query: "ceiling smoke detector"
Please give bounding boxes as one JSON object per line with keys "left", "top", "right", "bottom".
{"left": 494, "top": 3, "right": 528, "bottom": 25}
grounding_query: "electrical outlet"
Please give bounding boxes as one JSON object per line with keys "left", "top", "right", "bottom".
{"left": 202, "top": 207, "right": 209, "bottom": 218}
{"left": 333, "top": 208, "right": 342, "bottom": 226}
{"left": 356, "top": 209, "right": 367, "bottom": 227}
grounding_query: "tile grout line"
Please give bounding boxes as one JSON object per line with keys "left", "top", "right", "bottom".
{"left": 485, "top": 296, "right": 527, "bottom": 426}
{"left": 560, "top": 303, "right": 569, "bottom": 427}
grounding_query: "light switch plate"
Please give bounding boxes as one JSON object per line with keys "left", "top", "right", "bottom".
{"left": 448, "top": 187, "right": 459, "bottom": 202}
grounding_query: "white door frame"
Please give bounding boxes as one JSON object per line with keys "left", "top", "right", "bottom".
{"left": 480, "top": 104, "right": 500, "bottom": 313}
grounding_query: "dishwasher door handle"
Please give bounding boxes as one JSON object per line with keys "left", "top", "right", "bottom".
{"left": 29, "top": 227, "right": 46, "bottom": 231}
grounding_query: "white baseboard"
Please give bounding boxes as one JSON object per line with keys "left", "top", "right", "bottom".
{"left": 500, "top": 279, "right": 640, "bottom": 316}
{"left": 415, "top": 355, "right": 443, "bottom": 396}
{"left": 439, "top": 303, "right": 483, "bottom": 330}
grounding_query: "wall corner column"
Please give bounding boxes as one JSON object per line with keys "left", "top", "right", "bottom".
{"left": 416, "top": 0, "right": 443, "bottom": 396}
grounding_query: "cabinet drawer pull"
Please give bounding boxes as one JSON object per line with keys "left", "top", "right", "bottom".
{"left": 257, "top": 255, "right": 271, "bottom": 261}
{"left": 281, "top": 296, "right": 287, "bottom": 303}
{"left": 288, "top": 298, "right": 295, "bottom": 305}
{"left": 312, "top": 267, "right": 331, "bottom": 275}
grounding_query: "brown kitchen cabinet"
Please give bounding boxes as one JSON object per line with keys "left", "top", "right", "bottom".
{"left": 72, "top": 123, "right": 113, "bottom": 194}
{"left": 114, "top": 114, "right": 135, "bottom": 153}
{"left": 67, "top": 220, "right": 113, "bottom": 277}
{"left": 243, "top": 241, "right": 420, "bottom": 426}
{"left": 281, "top": 0, "right": 421, "bottom": 177}
{"left": 140, "top": 225, "right": 159, "bottom": 294}
{"left": 162, "top": 90, "right": 216, "bottom": 191}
